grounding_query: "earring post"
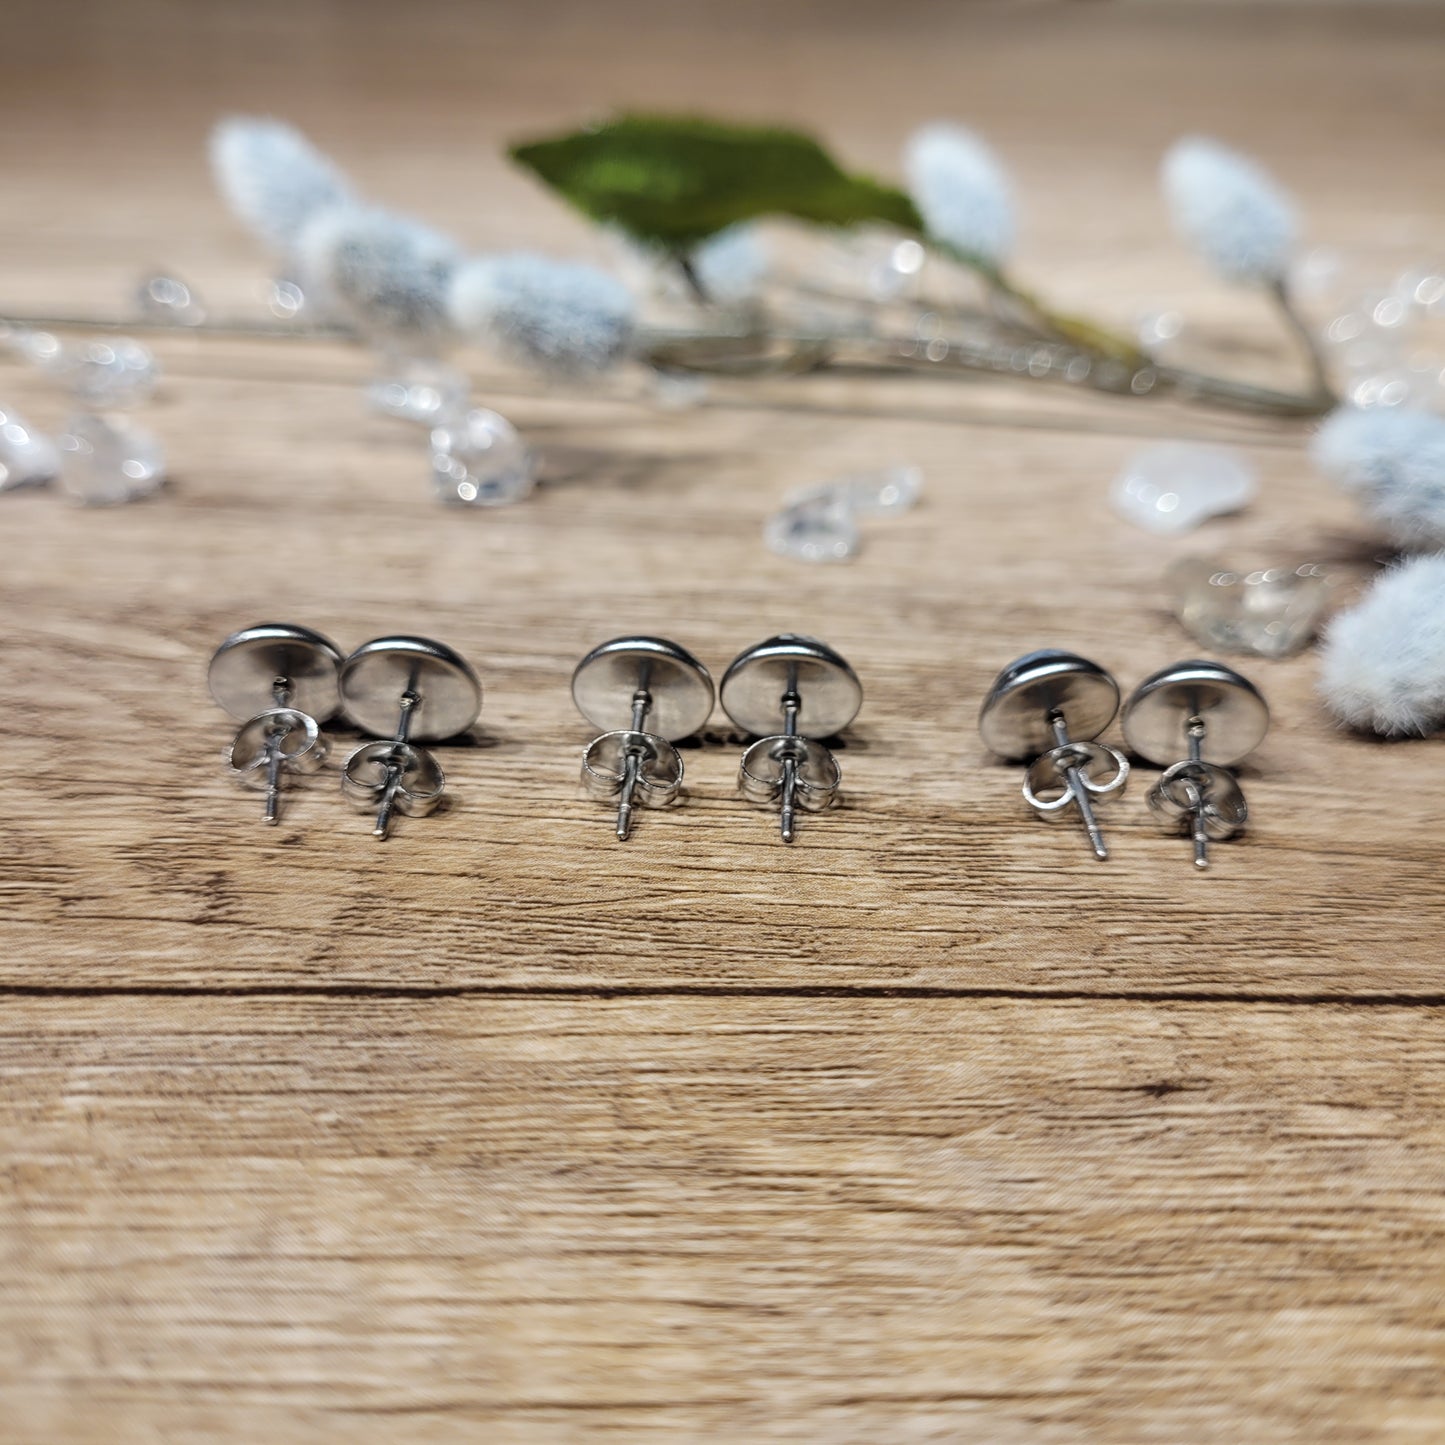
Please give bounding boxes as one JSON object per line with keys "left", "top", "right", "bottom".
{"left": 372, "top": 691, "right": 419, "bottom": 840}
{"left": 1051, "top": 712, "right": 1109, "bottom": 860}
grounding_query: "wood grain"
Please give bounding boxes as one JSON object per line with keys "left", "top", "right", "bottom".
{"left": 2, "top": 1, "right": 1443, "bottom": 1439}
{"left": 6, "top": 996, "right": 1445, "bottom": 1443}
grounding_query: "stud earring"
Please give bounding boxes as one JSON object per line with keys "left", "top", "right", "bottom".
{"left": 571, "top": 636, "right": 715, "bottom": 841}
{"left": 337, "top": 635, "right": 482, "bottom": 839}
{"left": 207, "top": 623, "right": 344, "bottom": 826}
{"left": 1121, "top": 660, "right": 1268, "bottom": 869}
{"left": 720, "top": 634, "right": 862, "bottom": 843}
{"left": 979, "top": 649, "right": 1130, "bottom": 860}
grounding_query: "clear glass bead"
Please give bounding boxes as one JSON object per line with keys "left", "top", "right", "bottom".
{"left": 1349, "top": 370, "right": 1415, "bottom": 409}
{"left": 135, "top": 273, "right": 206, "bottom": 327}
{"left": 764, "top": 491, "right": 858, "bottom": 563}
{"left": 430, "top": 408, "right": 536, "bottom": 506}
{"left": 1111, "top": 443, "right": 1256, "bottom": 535}
{"left": 4, "top": 328, "right": 64, "bottom": 369}
{"left": 368, "top": 356, "right": 469, "bottom": 424}
{"left": 56, "top": 413, "right": 166, "bottom": 505}
{"left": 765, "top": 464, "right": 922, "bottom": 562}
{"left": 821, "top": 464, "right": 924, "bottom": 516}
{"left": 0, "top": 406, "right": 61, "bottom": 491}
{"left": 1369, "top": 293, "right": 1412, "bottom": 330}
{"left": 1168, "top": 558, "right": 1333, "bottom": 658}
{"left": 268, "top": 279, "right": 307, "bottom": 321}
{"left": 60, "top": 338, "right": 159, "bottom": 407}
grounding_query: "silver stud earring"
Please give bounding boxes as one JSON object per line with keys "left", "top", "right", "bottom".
{"left": 979, "top": 649, "right": 1130, "bottom": 860}
{"left": 571, "top": 636, "right": 715, "bottom": 841}
{"left": 1121, "top": 660, "right": 1268, "bottom": 869}
{"left": 338, "top": 636, "right": 482, "bottom": 839}
{"left": 720, "top": 634, "right": 862, "bottom": 843}
{"left": 207, "top": 623, "right": 343, "bottom": 826}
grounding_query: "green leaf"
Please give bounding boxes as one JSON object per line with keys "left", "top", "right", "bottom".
{"left": 510, "top": 114, "right": 921, "bottom": 250}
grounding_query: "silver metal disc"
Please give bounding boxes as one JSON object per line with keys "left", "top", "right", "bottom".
{"left": 1122, "top": 660, "right": 1269, "bottom": 767}
{"left": 720, "top": 634, "right": 862, "bottom": 738}
{"left": 571, "top": 636, "right": 715, "bottom": 740}
{"left": 208, "top": 622, "right": 344, "bottom": 723}
{"left": 978, "top": 649, "right": 1119, "bottom": 760}
{"left": 339, "top": 636, "right": 482, "bottom": 742}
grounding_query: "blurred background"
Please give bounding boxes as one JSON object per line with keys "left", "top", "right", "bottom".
{"left": 4, "top": 0, "right": 1443, "bottom": 321}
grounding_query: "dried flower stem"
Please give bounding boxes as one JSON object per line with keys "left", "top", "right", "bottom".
{"left": 0, "top": 304, "right": 1329, "bottom": 418}
{"left": 970, "top": 260, "right": 1148, "bottom": 367}
{"left": 641, "top": 320, "right": 1327, "bottom": 415}
{"left": 1268, "top": 277, "right": 1337, "bottom": 406}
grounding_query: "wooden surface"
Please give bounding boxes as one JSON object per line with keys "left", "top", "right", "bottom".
{"left": 3, "top": 2, "right": 1444, "bottom": 1439}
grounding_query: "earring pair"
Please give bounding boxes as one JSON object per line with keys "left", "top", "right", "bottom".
{"left": 571, "top": 633, "right": 862, "bottom": 844}
{"left": 207, "top": 624, "right": 481, "bottom": 838}
{"left": 979, "top": 649, "right": 1267, "bottom": 868}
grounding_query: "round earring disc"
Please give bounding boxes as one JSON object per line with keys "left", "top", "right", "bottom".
{"left": 978, "top": 649, "right": 1120, "bottom": 760}
{"left": 339, "top": 636, "right": 482, "bottom": 742}
{"left": 571, "top": 636, "right": 715, "bottom": 740}
{"left": 208, "top": 623, "right": 344, "bottom": 723}
{"left": 719, "top": 634, "right": 862, "bottom": 738}
{"left": 1122, "top": 660, "right": 1268, "bottom": 766}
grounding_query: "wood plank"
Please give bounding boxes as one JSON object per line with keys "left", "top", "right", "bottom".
{"left": 4, "top": 995, "right": 1444, "bottom": 1442}
{"left": 1, "top": 348, "right": 1440, "bottom": 995}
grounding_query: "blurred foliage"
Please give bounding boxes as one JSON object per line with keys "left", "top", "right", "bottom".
{"left": 510, "top": 114, "right": 921, "bottom": 250}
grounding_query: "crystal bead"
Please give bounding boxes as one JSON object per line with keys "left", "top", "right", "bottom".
{"left": 4, "top": 328, "right": 64, "bottom": 369}
{"left": 816, "top": 464, "right": 924, "bottom": 517}
{"left": 1111, "top": 443, "right": 1256, "bottom": 535}
{"left": 430, "top": 408, "right": 536, "bottom": 506}
{"left": 764, "top": 491, "right": 858, "bottom": 563}
{"left": 135, "top": 273, "right": 206, "bottom": 327}
{"left": 1324, "top": 311, "right": 1367, "bottom": 346}
{"left": 1349, "top": 370, "right": 1415, "bottom": 409}
{"left": 368, "top": 357, "right": 469, "bottom": 424}
{"left": 56, "top": 414, "right": 166, "bottom": 505}
{"left": 0, "top": 406, "right": 61, "bottom": 491}
{"left": 765, "top": 464, "right": 922, "bottom": 562}
{"left": 1168, "top": 557, "right": 1333, "bottom": 659}
{"left": 61, "top": 338, "right": 158, "bottom": 407}
{"left": 1370, "top": 293, "right": 1411, "bottom": 330}
{"left": 268, "top": 279, "right": 307, "bottom": 321}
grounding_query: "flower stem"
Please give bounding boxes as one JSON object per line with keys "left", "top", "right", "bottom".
{"left": 638, "top": 321, "right": 1330, "bottom": 416}
{"left": 973, "top": 261, "right": 1150, "bottom": 368}
{"left": 675, "top": 253, "right": 712, "bottom": 305}
{"left": 1268, "top": 277, "right": 1336, "bottom": 406}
